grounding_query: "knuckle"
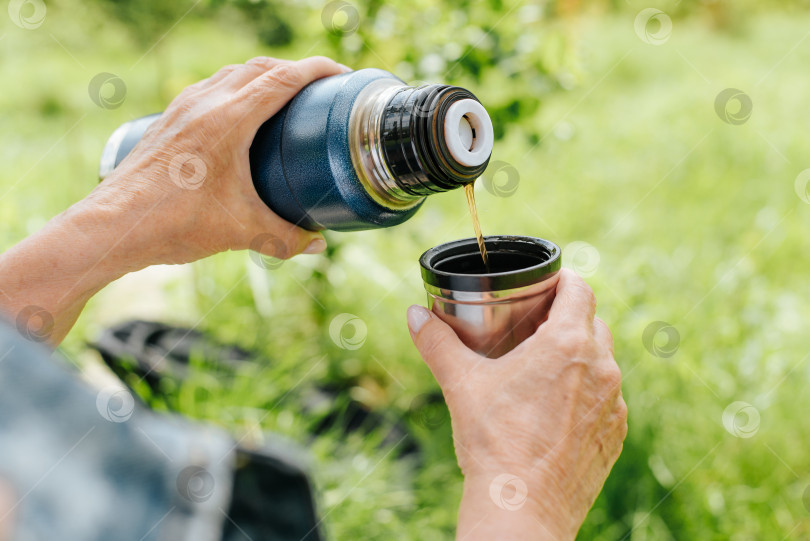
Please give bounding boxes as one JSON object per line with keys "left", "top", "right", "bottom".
{"left": 246, "top": 56, "right": 275, "bottom": 66}
{"left": 418, "top": 325, "right": 446, "bottom": 360}
{"left": 562, "top": 268, "right": 595, "bottom": 299}
{"left": 308, "top": 55, "right": 336, "bottom": 67}
{"left": 217, "top": 64, "right": 240, "bottom": 76}
{"left": 256, "top": 228, "right": 296, "bottom": 260}
{"left": 601, "top": 363, "right": 623, "bottom": 390}
{"left": 594, "top": 316, "right": 610, "bottom": 335}
{"left": 274, "top": 246, "right": 294, "bottom": 260}
{"left": 253, "top": 233, "right": 292, "bottom": 260}
{"left": 572, "top": 279, "right": 596, "bottom": 305}
{"left": 613, "top": 441, "right": 625, "bottom": 461}
{"left": 180, "top": 79, "right": 207, "bottom": 96}
{"left": 265, "top": 62, "right": 301, "bottom": 87}
{"left": 163, "top": 96, "right": 196, "bottom": 121}
{"left": 420, "top": 330, "right": 441, "bottom": 356}
{"left": 277, "top": 237, "right": 302, "bottom": 260}
{"left": 616, "top": 416, "right": 628, "bottom": 443}
{"left": 554, "top": 328, "right": 594, "bottom": 356}
{"left": 243, "top": 63, "right": 301, "bottom": 104}
{"left": 617, "top": 398, "right": 628, "bottom": 423}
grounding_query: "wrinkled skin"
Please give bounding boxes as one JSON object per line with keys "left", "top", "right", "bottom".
{"left": 0, "top": 56, "right": 347, "bottom": 344}
{"left": 408, "top": 269, "right": 627, "bottom": 540}
{"left": 86, "top": 56, "right": 348, "bottom": 266}
{"left": 0, "top": 55, "right": 626, "bottom": 540}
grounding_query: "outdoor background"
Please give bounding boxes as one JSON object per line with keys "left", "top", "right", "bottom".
{"left": 3, "top": 0, "right": 810, "bottom": 539}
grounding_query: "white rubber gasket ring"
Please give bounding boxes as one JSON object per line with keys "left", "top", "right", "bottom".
{"left": 443, "top": 98, "right": 494, "bottom": 168}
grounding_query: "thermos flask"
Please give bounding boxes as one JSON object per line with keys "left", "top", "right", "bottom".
{"left": 99, "top": 68, "right": 494, "bottom": 231}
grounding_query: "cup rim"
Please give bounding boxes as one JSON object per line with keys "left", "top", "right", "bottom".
{"left": 419, "top": 235, "right": 561, "bottom": 292}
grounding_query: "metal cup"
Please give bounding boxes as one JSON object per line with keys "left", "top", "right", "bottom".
{"left": 419, "top": 235, "right": 561, "bottom": 358}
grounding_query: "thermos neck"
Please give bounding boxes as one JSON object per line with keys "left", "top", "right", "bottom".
{"left": 350, "top": 79, "right": 494, "bottom": 210}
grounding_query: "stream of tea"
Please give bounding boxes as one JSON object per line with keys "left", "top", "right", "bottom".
{"left": 464, "top": 182, "right": 489, "bottom": 269}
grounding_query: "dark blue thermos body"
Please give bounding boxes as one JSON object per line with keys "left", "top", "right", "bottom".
{"left": 99, "top": 68, "right": 494, "bottom": 231}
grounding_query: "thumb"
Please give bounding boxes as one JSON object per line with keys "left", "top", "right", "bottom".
{"left": 407, "top": 305, "right": 468, "bottom": 387}
{"left": 246, "top": 208, "right": 327, "bottom": 259}
{"left": 247, "top": 230, "right": 325, "bottom": 262}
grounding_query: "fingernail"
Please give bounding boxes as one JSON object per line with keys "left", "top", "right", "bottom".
{"left": 338, "top": 63, "right": 353, "bottom": 73}
{"left": 303, "top": 238, "right": 327, "bottom": 254}
{"left": 407, "top": 305, "right": 431, "bottom": 333}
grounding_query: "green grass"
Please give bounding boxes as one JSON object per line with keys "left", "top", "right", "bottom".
{"left": 2, "top": 3, "right": 810, "bottom": 539}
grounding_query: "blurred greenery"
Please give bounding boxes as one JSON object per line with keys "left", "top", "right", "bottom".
{"left": 3, "top": 0, "right": 810, "bottom": 539}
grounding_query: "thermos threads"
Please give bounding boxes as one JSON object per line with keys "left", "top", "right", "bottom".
{"left": 379, "top": 85, "right": 490, "bottom": 196}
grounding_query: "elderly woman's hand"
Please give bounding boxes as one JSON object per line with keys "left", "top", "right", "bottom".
{"left": 408, "top": 269, "right": 627, "bottom": 540}
{"left": 0, "top": 56, "right": 346, "bottom": 345}
{"left": 86, "top": 56, "right": 348, "bottom": 266}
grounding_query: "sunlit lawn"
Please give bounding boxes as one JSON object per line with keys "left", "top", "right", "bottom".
{"left": 2, "top": 6, "right": 810, "bottom": 540}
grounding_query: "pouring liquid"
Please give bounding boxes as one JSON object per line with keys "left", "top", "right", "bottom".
{"left": 464, "top": 182, "right": 489, "bottom": 270}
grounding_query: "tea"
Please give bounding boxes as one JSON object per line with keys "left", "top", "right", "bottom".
{"left": 464, "top": 182, "right": 489, "bottom": 269}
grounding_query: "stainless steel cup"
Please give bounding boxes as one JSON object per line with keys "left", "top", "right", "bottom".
{"left": 419, "top": 235, "right": 561, "bottom": 358}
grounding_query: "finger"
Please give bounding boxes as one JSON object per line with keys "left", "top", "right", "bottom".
{"left": 407, "top": 305, "right": 469, "bottom": 388}
{"left": 244, "top": 204, "right": 326, "bottom": 259}
{"left": 175, "top": 58, "right": 290, "bottom": 98}
{"left": 214, "top": 57, "right": 286, "bottom": 92}
{"left": 170, "top": 68, "right": 235, "bottom": 99}
{"left": 593, "top": 317, "right": 614, "bottom": 355}
{"left": 546, "top": 268, "right": 597, "bottom": 329}
{"left": 231, "top": 56, "right": 346, "bottom": 136}
{"left": 196, "top": 63, "right": 242, "bottom": 90}
{"left": 616, "top": 396, "right": 629, "bottom": 439}
{"left": 615, "top": 393, "right": 628, "bottom": 422}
